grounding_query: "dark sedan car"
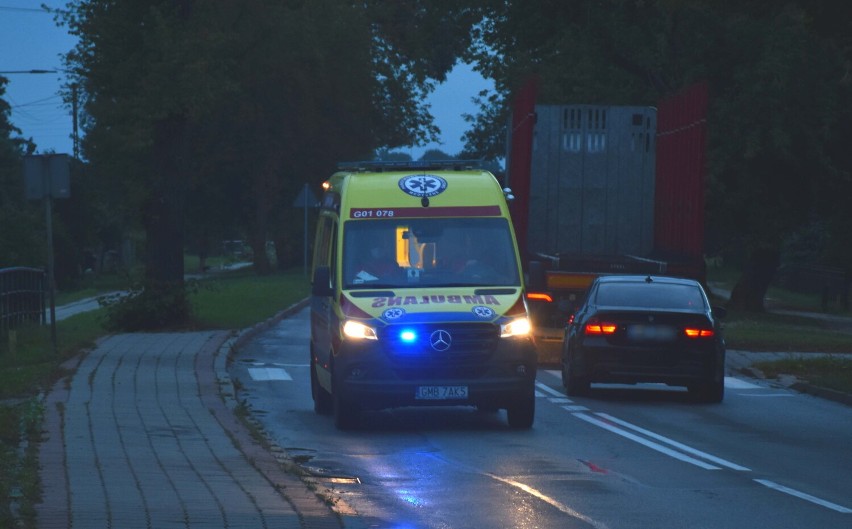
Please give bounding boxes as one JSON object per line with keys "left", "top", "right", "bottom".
{"left": 561, "top": 275, "right": 727, "bottom": 402}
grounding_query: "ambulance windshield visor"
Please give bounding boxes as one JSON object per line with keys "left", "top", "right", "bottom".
{"left": 342, "top": 218, "right": 520, "bottom": 289}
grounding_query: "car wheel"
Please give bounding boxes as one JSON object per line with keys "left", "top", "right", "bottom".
{"left": 310, "top": 351, "right": 332, "bottom": 415}
{"left": 506, "top": 392, "right": 535, "bottom": 429}
{"left": 562, "top": 349, "right": 590, "bottom": 397}
{"left": 689, "top": 378, "right": 724, "bottom": 403}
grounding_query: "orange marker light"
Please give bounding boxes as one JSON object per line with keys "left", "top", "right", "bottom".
{"left": 526, "top": 292, "right": 553, "bottom": 303}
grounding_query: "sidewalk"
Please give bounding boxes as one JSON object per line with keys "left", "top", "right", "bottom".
{"left": 36, "top": 328, "right": 347, "bottom": 528}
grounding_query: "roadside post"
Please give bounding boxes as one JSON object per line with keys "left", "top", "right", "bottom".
{"left": 23, "top": 154, "right": 71, "bottom": 354}
{"left": 293, "top": 183, "right": 319, "bottom": 275}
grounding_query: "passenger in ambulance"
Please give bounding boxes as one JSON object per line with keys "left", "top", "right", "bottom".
{"left": 438, "top": 239, "right": 499, "bottom": 282}
{"left": 351, "top": 238, "right": 402, "bottom": 284}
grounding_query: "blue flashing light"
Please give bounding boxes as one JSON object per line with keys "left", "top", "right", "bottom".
{"left": 399, "top": 329, "right": 417, "bottom": 343}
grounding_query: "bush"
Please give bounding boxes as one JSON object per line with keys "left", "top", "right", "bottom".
{"left": 101, "top": 280, "right": 197, "bottom": 331}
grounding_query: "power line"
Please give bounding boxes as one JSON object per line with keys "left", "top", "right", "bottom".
{"left": 11, "top": 94, "right": 64, "bottom": 108}
{"left": 0, "top": 6, "right": 48, "bottom": 13}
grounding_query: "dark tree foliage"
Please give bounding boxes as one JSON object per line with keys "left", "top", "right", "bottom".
{"left": 57, "top": 0, "right": 480, "bottom": 327}
{"left": 0, "top": 76, "right": 41, "bottom": 267}
{"left": 465, "top": 0, "right": 852, "bottom": 311}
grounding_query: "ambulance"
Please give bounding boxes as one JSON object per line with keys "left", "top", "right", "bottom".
{"left": 310, "top": 160, "right": 537, "bottom": 430}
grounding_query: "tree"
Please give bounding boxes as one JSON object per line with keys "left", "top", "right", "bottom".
{"left": 0, "top": 76, "right": 42, "bottom": 267}
{"left": 60, "top": 1, "right": 239, "bottom": 325}
{"left": 57, "top": 0, "right": 485, "bottom": 326}
{"left": 465, "top": 0, "right": 852, "bottom": 311}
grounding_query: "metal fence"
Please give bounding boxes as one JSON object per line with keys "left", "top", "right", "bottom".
{"left": 0, "top": 267, "right": 46, "bottom": 335}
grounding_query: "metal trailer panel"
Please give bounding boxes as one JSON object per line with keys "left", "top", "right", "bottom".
{"left": 654, "top": 82, "right": 708, "bottom": 264}
{"left": 528, "top": 105, "right": 656, "bottom": 257}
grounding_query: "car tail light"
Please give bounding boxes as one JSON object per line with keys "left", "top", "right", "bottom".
{"left": 585, "top": 320, "right": 617, "bottom": 335}
{"left": 684, "top": 328, "right": 714, "bottom": 338}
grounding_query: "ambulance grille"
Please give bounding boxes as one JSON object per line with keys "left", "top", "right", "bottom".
{"left": 379, "top": 322, "right": 498, "bottom": 379}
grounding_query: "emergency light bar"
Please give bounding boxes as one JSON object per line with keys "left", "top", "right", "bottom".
{"left": 337, "top": 160, "right": 483, "bottom": 172}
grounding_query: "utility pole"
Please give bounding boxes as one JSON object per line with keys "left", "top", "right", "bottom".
{"left": 71, "top": 83, "right": 79, "bottom": 159}
{"left": 23, "top": 154, "right": 71, "bottom": 355}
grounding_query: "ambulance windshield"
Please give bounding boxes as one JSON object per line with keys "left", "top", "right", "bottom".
{"left": 342, "top": 217, "right": 520, "bottom": 289}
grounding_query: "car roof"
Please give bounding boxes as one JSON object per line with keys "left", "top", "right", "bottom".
{"left": 593, "top": 275, "right": 705, "bottom": 289}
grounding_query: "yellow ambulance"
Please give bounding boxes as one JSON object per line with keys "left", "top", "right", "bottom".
{"left": 310, "top": 161, "right": 537, "bottom": 430}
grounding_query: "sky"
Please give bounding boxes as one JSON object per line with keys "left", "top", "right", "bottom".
{"left": 0, "top": 1, "right": 492, "bottom": 159}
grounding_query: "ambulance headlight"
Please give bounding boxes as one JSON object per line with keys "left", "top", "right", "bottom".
{"left": 500, "top": 317, "right": 531, "bottom": 338}
{"left": 342, "top": 320, "right": 378, "bottom": 340}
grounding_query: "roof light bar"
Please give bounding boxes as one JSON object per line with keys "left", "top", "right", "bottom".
{"left": 337, "top": 160, "right": 483, "bottom": 172}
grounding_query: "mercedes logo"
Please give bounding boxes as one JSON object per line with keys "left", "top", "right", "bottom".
{"left": 429, "top": 329, "right": 452, "bottom": 352}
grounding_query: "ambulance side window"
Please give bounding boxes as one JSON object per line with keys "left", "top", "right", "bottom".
{"left": 312, "top": 215, "right": 338, "bottom": 290}
{"left": 312, "top": 216, "right": 332, "bottom": 268}
{"left": 329, "top": 221, "right": 338, "bottom": 288}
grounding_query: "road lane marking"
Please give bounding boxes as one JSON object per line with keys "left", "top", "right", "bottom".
{"left": 573, "top": 413, "right": 722, "bottom": 470}
{"left": 738, "top": 394, "right": 796, "bottom": 398}
{"left": 247, "top": 367, "right": 292, "bottom": 381}
{"left": 535, "top": 381, "right": 566, "bottom": 398}
{"left": 486, "top": 474, "right": 610, "bottom": 529}
{"left": 754, "top": 479, "right": 852, "bottom": 514}
{"left": 724, "top": 377, "right": 763, "bottom": 389}
{"left": 595, "top": 413, "right": 751, "bottom": 471}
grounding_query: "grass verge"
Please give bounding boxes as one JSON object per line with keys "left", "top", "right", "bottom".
{"left": 722, "top": 310, "right": 852, "bottom": 353}
{"left": 0, "top": 267, "right": 309, "bottom": 528}
{"left": 751, "top": 355, "right": 852, "bottom": 394}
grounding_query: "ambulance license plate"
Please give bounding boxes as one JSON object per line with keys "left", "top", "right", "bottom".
{"left": 415, "top": 386, "right": 468, "bottom": 400}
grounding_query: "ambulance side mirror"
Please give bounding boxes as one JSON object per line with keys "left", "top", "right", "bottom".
{"left": 312, "top": 266, "right": 334, "bottom": 297}
{"left": 527, "top": 260, "right": 545, "bottom": 291}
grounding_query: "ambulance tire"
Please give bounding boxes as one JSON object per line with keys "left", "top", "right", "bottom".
{"left": 310, "top": 351, "right": 332, "bottom": 415}
{"left": 506, "top": 391, "right": 535, "bottom": 429}
{"left": 331, "top": 361, "right": 361, "bottom": 430}
{"left": 333, "top": 390, "right": 360, "bottom": 430}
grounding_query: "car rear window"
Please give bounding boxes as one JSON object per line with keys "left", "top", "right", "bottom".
{"left": 595, "top": 283, "right": 707, "bottom": 310}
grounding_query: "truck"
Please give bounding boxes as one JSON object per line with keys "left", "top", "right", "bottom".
{"left": 506, "top": 79, "right": 710, "bottom": 364}
{"left": 309, "top": 160, "right": 537, "bottom": 430}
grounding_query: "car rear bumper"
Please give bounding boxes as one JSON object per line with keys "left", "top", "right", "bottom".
{"left": 572, "top": 345, "right": 724, "bottom": 386}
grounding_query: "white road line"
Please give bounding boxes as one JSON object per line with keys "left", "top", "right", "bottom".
{"left": 247, "top": 367, "right": 292, "bottom": 381}
{"left": 247, "top": 362, "right": 307, "bottom": 368}
{"left": 535, "top": 381, "right": 565, "bottom": 398}
{"left": 595, "top": 413, "right": 751, "bottom": 471}
{"left": 755, "top": 479, "right": 852, "bottom": 514}
{"left": 487, "top": 474, "right": 610, "bottom": 529}
{"left": 573, "top": 413, "right": 721, "bottom": 470}
{"left": 724, "top": 377, "right": 763, "bottom": 389}
{"left": 738, "top": 394, "right": 796, "bottom": 398}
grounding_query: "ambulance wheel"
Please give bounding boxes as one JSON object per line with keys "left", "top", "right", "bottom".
{"left": 333, "top": 390, "right": 360, "bottom": 430}
{"left": 310, "top": 351, "right": 332, "bottom": 415}
{"left": 506, "top": 392, "right": 535, "bottom": 429}
{"left": 331, "top": 360, "right": 360, "bottom": 430}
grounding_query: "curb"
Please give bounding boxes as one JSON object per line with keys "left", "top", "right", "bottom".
{"left": 789, "top": 382, "right": 852, "bottom": 407}
{"left": 736, "top": 366, "right": 852, "bottom": 408}
{"left": 212, "top": 298, "right": 369, "bottom": 529}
